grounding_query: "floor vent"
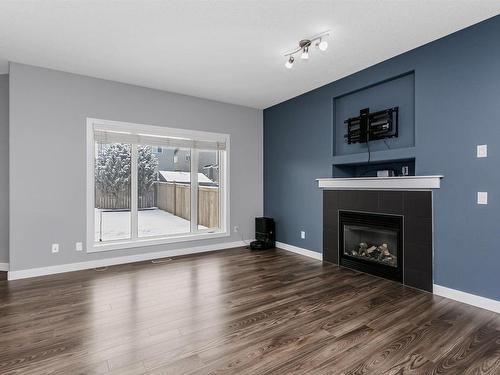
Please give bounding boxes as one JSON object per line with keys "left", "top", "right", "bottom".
{"left": 151, "top": 258, "right": 172, "bottom": 264}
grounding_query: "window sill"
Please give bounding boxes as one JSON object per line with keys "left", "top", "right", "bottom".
{"left": 87, "top": 230, "right": 229, "bottom": 253}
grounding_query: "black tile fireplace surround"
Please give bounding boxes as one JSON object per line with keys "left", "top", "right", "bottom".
{"left": 323, "top": 190, "right": 433, "bottom": 292}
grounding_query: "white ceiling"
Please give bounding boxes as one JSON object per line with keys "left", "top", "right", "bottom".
{"left": 0, "top": 1, "right": 499, "bottom": 109}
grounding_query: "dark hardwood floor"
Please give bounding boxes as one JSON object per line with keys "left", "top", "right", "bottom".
{"left": 0, "top": 248, "right": 499, "bottom": 374}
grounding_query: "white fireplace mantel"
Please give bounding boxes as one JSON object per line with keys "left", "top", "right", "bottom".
{"left": 317, "top": 176, "right": 443, "bottom": 190}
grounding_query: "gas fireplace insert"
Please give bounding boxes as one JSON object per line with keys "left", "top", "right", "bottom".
{"left": 339, "top": 210, "right": 403, "bottom": 282}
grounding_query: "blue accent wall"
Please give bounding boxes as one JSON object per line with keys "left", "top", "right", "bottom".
{"left": 264, "top": 15, "right": 500, "bottom": 301}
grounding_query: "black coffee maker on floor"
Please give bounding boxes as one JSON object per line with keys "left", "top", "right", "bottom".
{"left": 250, "top": 217, "right": 275, "bottom": 250}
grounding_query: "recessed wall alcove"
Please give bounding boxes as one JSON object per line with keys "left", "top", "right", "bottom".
{"left": 332, "top": 71, "right": 416, "bottom": 177}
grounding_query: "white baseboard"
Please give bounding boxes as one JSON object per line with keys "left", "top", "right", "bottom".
{"left": 276, "top": 241, "right": 323, "bottom": 261}
{"left": 0, "top": 262, "right": 9, "bottom": 272}
{"left": 433, "top": 284, "right": 500, "bottom": 314}
{"left": 8, "top": 241, "right": 246, "bottom": 281}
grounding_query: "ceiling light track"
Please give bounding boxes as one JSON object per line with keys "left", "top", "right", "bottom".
{"left": 284, "top": 31, "right": 330, "bottom": 69}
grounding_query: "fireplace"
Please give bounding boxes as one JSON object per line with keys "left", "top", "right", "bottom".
{"left": 323, "top": 190, "right": 434, "bottom": 292}
{"left": 339, "top": 211, "right": 402, "bottom": 282}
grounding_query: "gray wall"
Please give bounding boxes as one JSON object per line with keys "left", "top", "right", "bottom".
{"left": 264, "top": 15, "right": 500, "bottom": 301}
{"left": 0, "top": 75, "right": 8, "bottom": 264}
{"left": 9, "top": 63, "right": 263, "bottom": 271}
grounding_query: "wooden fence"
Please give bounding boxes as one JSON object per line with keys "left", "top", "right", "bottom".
{"left": 197, "top": 185, "right": 220, "bottom": 228}
{"left": 96, "top": 182, "right": 219, "bottom": 228}
{"left": 156, "top": 182, "right": 219, "bottom": 228}
{"left": 95, "top": 187, "right": 155, "bottom": 210}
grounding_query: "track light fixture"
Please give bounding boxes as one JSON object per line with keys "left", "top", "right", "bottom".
{"left": 285, "top": 56, "right": 295, "bottom": 69}
{"left": 284, "top": 31, "right": 330, "bottom": 69}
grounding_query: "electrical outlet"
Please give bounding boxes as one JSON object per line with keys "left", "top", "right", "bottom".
{"left": 75, "top": 242, "right": 83, "bottom": 251}
{"left": 477, "top": 144, "right": 487, "bottom": 158}
{"left": 477, "top": 192, "right": 488, "bottom": 205}
{"left": 300, "top": 231, "right": 306, "bottom": 239}
{"left": 233, "top": 226, "right": 239, "bottom": 233}
{"left": 51, "top": 243, "right": 59, "bottom": 253}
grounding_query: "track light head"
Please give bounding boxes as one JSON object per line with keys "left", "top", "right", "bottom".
{"left": 317, "top": 39, "right": 328, "bottom": 51}
{"left": 285, "top": 56, "right": 294, "bottom": 69}
{"left": 299, "top": 39, "right": 311, "bottom": 60}
{"left": 301, "top": 46, "right": 309, "bottom": 60}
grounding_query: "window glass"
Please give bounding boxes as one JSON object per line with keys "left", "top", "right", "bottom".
{"left": 197, "top": 150, "right": 220, "bottom": 230}
{"left": 94, "top": 142, "right": 131, "bottom": 242}
{"left": 138, "top": 146, "right": 191, "bottom": 237}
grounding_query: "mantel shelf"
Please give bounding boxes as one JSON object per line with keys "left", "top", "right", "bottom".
{"left": 317, "top": 175, "right": 443, "bottom": 190}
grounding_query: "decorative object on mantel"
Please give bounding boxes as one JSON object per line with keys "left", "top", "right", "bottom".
{"left": 317, "top": 175, "right": 443, "bottom": 190}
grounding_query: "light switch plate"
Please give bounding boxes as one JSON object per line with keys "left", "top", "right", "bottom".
{"left": 51, "top": 243, "right": 59, "bottom": 253}
{"left": 477, "top": 144, "right": 487, "bottom": 158}
{"left": 477, "top": 192, "right": 488, "bottom": 205}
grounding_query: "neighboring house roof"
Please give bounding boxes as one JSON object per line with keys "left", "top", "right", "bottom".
{"left": 158, "top": 171, "right": 215, "bottom": 185}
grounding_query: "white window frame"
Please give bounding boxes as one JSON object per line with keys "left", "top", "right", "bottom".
{"left": 86, "top": 118, "right": 230, "bottom": 253}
